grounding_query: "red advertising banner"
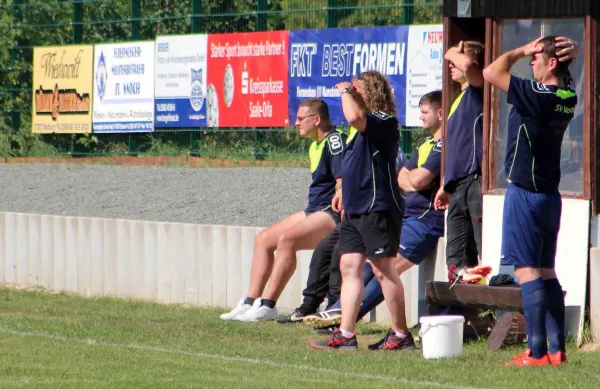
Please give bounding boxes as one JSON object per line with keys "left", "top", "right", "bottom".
{"left": 207, "top": 31, "right": 290, "bottom": 127}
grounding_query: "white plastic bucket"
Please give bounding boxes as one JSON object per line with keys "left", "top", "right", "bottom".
{"left": 419, "top": 315, "right": 465, "bottom": 359}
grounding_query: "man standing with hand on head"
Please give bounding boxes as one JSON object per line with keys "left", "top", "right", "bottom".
{"left": 483, "top": 36, "right": 578, "bottom": 367}
{"left": 434, "top": 40, "right": 486, "bottom": 281}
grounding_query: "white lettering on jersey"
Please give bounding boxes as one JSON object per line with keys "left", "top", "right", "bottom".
{"left": 328, "top": 134, "right": 344, "bottom": 155}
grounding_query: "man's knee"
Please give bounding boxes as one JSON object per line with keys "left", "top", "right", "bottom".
{"left": 276, "top": 233, "right": 297, "bottom": 252}
{"left": 340, "top": 257, "right": 362, "bottom": 279}
{"left": 255, "top": 228, "right": 277, "bottom": 250}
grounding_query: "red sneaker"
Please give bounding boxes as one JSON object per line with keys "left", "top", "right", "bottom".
{"left": 448, "top": 265, "right": 493, "bottom": 284}
{"left": 504, "top": 349, "right": 551, "bottom": 367}
{"left": 548, "top": 350, "right": 568, "bottom": 366}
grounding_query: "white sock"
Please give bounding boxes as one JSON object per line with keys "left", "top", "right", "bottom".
{"left": 394, "top": 330, "right": 408, "bottom": 339}
{"left": 339, "top": 329, "right": 354, "bottom": 338}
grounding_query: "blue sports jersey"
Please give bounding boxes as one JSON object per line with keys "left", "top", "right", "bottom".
{"left": 341, "top": 112, "right": 404, "bottom": 215}
{"left": 306, "top": 129, "right": 348, "bottom": 212}
{"left": 403, "top": 137, "right": 445, "bottom": 229}
{"left": 444, "top": 86, "right": 483, "bottom": 191}
{"left": 505, "top": 76, "right": 577, "bottom": 192}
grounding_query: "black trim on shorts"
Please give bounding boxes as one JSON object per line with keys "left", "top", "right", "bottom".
{"left": 304, "top": 207, "right": 341, "bottom": 224}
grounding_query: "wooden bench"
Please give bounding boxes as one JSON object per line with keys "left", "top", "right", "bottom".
{"left": 425, "top": 281, "right": 526, "bottom": 349}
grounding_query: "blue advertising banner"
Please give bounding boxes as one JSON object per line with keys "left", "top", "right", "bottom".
{"left": 289, "top": 26, "right": 409, "bottom": 126}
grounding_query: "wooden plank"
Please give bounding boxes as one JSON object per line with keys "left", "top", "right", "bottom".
{"left": 591, "top": 14, "right": 600, "bottom": 213}
{"left": 482, "top": 17, "right": 493, "bottom": 194}
{"left": 426, "top": 281, "right": 523, "bottom": 311}
{"left": 584, "top": 14, "right": 593, "bottom": 203}
{"left": 456, "top": 0, "right": 590, "bottom": 18}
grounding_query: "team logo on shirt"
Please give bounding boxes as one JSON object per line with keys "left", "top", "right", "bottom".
{"left": 328, "top": 133, "right": 344, "bottom": 155}
{"left": 532, "top": 81, "right": 550, "bottom": 92}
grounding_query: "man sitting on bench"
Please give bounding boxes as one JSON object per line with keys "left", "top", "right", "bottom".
{"left": 220, "top": 98, "right": 346, "bottom": 322}
{"left": 306, "top": 90, "right": 445, "bottom": 333}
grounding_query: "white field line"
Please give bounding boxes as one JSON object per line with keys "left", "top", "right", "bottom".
{"left": 0, "top": 326, "right": 483, "bottom": 389}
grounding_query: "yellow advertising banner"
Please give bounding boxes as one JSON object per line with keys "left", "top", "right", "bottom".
{"left": 31, "top": 45, "right": 93, "bottom": 134}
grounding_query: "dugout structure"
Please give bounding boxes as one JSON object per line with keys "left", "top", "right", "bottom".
{"left": 440, "top": 0, "right": 600, "bottom": 343}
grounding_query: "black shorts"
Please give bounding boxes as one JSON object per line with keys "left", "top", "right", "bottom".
{"left": 338, "top": 211, "right": 402, "bottom": 260}
{"left": 305, "top": 208, "right": 341, "bottom": 224}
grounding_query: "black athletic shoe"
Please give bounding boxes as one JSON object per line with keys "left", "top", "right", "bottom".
{"left": 276, "top": 308, "right": 308, "bottom": 324}
{"left": 368, "top": 328, "right": 417, "bottom": 351}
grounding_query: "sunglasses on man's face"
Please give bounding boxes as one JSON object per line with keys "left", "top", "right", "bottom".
{"left": 296, "top": 114, "right": 318, "bottom": 122}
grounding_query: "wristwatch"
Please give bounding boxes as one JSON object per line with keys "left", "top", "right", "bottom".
{"left": 341, "top": 87, "right": 353, "bottom": 95}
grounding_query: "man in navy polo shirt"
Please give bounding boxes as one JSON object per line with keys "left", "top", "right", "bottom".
{"left": 483, "top": 36, "right": 578, "bottom": 367}
{"left": 434, "top": 41, "right": 485, "bottom": 278}
{"left": 310, "top": 70, "right": 408, "bottom": 351}
{"left": 220, "top": 98, "right": 347, "bottom": 322}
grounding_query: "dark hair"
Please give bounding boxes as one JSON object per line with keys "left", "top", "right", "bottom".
{"left": 537, "top": 35, "right": 571, "bottom": 78}
{"left": 458, "top": 40, "right": 485, "bottom": 67}
{"left": 419, "top": 90, "right": 442, "bottom": 107}
{"left": 358, "top": 70, "right": 396, "bottom": 116}
{"left": 299, "top": 98, "right": 331, "bottom": 122}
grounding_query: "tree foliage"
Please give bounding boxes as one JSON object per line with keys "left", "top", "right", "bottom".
{"left": 0, "top": 0, "right": 441, "bottom": 152}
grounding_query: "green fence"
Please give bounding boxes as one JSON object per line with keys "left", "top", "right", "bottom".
{"left": 0, "top": 0, "right": 442, "bottom": 162}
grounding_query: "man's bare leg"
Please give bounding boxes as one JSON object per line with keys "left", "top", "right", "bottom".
{"left": 263, "top": 211, "right": 336, "bottom": 302}
{"left": 246, "top": 211, "right": 307, "bottom": 299}
{"left": 339, "top": 253, "right": 366, "bottom": 334}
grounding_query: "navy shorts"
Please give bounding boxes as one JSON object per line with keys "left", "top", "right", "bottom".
{"left": 399, "top": 217, "right": 444, "bottom": 265}
{"left": 305, "top": 207, "right": 341, "bottom": 224}
{"left": 500, "top": 183, "right": 562, "bottom": 269}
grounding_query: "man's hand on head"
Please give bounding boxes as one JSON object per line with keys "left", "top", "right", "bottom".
{"left": 519, "top": 38, "right": 543, "bottom": 57}
{"left": 554, "top": 37, "right": 580, "bottom": 63}
{"left": 335, "top": 82, "right": 353, "bottom": 92}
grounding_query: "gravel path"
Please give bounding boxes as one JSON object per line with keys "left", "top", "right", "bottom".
{"left": 0, "top": 164, "right": 312, "bottom": 227}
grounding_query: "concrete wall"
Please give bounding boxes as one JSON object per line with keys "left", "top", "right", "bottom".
{"left": 0, "top": 212, "right": 447, "bottom": 327}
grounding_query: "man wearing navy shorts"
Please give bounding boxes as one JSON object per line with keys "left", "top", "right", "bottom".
{"left": 483, "top": 36, "right": 579, "bottom": 367}
{"left": 220, "top": 98, "right": 346, "bottom": 322}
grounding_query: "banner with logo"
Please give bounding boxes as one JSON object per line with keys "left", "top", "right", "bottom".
{"left": 405, "top": 25, "right": 444, "bottom": 127}
{"left": 154, "top": 35, "right": 208, "bottom": 128}
{"left": 206, "top": 31, "right": 290, "bottom": 127}
{"left": 92, "top": 41, "right": 155, "bottom": 133}
{"left": 31, "top": 45, "right": 94, "bottom": 134}
{"left": 289, "top": 26, "right": 409, "bottom": 126}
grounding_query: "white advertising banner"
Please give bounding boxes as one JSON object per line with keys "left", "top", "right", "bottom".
{"left": 154, "top": 34, "right": 208, "bottom": 128}
{"left": 92, "top": 41, "right": 155, "bottom": 133}
{"left": 405, "top": 25, "right": 444, "bottom": 127}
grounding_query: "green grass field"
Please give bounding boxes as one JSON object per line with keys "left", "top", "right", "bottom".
{"left": 0, "top": 288, "right": 599, "bottom": 389}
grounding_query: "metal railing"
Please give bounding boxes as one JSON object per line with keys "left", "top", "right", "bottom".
{"left": 0, "top": 0, "right": 443, "bottom": 162}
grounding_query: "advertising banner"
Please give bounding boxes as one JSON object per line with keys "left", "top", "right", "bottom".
{"left": 206, "top": 31, "right": 290, "bottom": 127}
{"left": 92, "top": 41, "right": 155, "bottom": 133}
{"left": 405, "top": 25, "right": 444, "bottom": 127}
{"left": 154, "top": 34, "right": 208, "bottom": 128}
{"left": 289, "top": 26, "right": 409, "bottom": 125}
{"left": 31, "top": 45, "right": 94, "bottom": 134}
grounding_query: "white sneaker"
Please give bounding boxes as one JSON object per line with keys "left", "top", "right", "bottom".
{"left": 220, "top": 298, "right": 253, "bottom": 320}
{"left": 236, "top": 301, "right": 278, "bottom": 322}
